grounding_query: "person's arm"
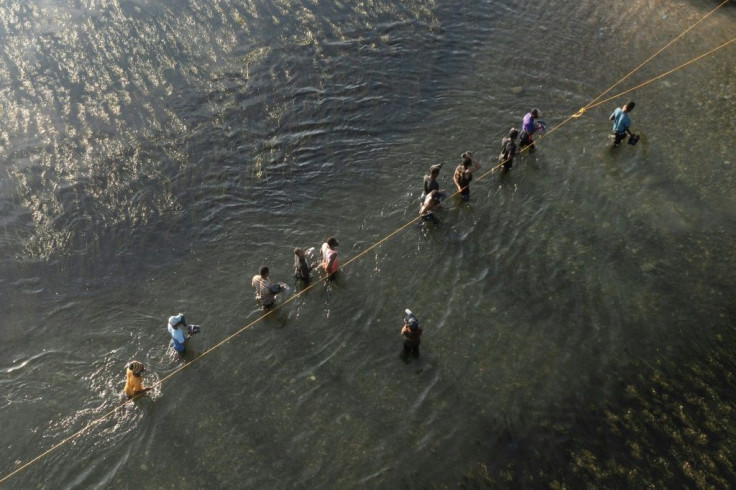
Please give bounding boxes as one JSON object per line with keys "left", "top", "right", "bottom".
{"left": 625, "top": 122, "right": 634, "bottom": 136}
{"left": 419, "top": 198, "right": 435, "bottom": 216}
{"left": 453, "top": 168, "right": 463, "bottom": 192}
{"left": 468, "top": 154, "right": 481, "bottom": 173}
{"left": 132, "top": 376, "right": 152, "bottom": 395}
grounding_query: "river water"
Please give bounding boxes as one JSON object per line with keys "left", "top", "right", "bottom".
{"left": 1, "top": 0, "right": 735, "bottom": 487}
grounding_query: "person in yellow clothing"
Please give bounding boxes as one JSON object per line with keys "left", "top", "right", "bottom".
{"left": 123, "top": 360, "right": 152, "bottom": 398}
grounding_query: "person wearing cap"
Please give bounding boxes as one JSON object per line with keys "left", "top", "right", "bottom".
{"left": 320, "top": 237, "right": 339, "bottom": 276}
{"left": 520, "top": 108, "right": 542, "bottom": 153}
{"left": 419, "top": 189, "right": 444, "bottom": 223}
{"left": 609, "top": 101, "right": 636, "bottom": 146}
{"left": 453, "top": 152, "right": 481, "bottom": 202}
{"left": 123, "top": 360, "right": 152, "bottom": 398}
{"left": 252, "top": 266, "right": 287, "bottom": 308}
{"left": 400, "top": 312, "right": 423, "bottom": 358}
{"left": 498, "top": 128, "right": 519, "bottom": 174}
{"left": 167, "top": 313, "right": 199, "bottom": 354}
{"left": 420, "top": 164, "right": 443, "bottom": 202}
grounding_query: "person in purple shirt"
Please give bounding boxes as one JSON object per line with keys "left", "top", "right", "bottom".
{"left": 609, "top": 101, "right": 636, "bottom": 146}
{"left": 520, "top": 108, "right": 545, "bottom": 153}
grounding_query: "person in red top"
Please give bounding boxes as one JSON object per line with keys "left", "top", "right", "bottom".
{"left": 320, "top": 237, "right": 339, "bottom": 276}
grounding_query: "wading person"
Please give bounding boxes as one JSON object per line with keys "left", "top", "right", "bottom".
{"left": 401, "top": 309, "right": 422, "bottom": 359}
{"left": 252, "top": 266, "right": 287, "bottom": 308}
{"left": 498, "top": 128, "right": 519, "bottom": 174}
{"left": 453, "top": 152, "right": 481, "bottom": 202}
{"left": 520, "top": 108, "right": 543, "bottom": 152}
{"left": 609, "top": 101, "right": 636, "bottom": 146}
{"left": 123, "top": 360, "right": 152, "bottom": 398}
{"left": 419, "top": 189, "right": 444, "bottom": 223}
{"left": 294, "top": 247, "right": 315, "bottom": 283}
{"left": 167, "top": 313, "right": 201, "bottom": 354}
{"left": 320, "top": 237, "right": 339, "bottom": 278}
{"left": 421, "top": 164, "right": 443, "bottom": 202}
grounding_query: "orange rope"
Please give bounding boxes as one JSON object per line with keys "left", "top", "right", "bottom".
{"left": 1, "top": 4, "right": 734, "bottom": 487}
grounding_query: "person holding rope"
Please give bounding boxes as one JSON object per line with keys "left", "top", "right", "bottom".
{"left": 252, "top": 266, "right": 288, "bottom": 308}
{"left": 167, "top": 313, "right": 201, "bottom": 354}
{"left": 519, "top": 108, "right": 544, "bottom": 153}
{"left": 123, "top": 360, "right": 152, "bottom": 398}
{"left": 320, "top": 237, "right": 339, "bottom": 278}
{"left": 610, "top": 101, "right": 637, "bottom": 146}
{"left": 294, "top": 247, "right": 316, "bottom": 283}
{"left": 419, "top": 189, "right": 445, "bottom": 223}
{"left": 453, "top": 152, "right": 481, "bottom": 202}
{"left": 498, "top": 128, "right": 519, "bottom": 174}
{"left": 420, "top": 163, "right": 443, "bottom": 202}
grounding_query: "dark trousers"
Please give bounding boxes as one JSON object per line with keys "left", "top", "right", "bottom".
{"left": 403, "top": 341, "right": 420, "bottom": 357}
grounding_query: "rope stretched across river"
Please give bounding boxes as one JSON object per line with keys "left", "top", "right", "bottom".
{"left": 1, "top": 1, "right": 733, "bottom": 485}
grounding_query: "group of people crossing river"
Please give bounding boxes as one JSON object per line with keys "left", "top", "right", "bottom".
{"left": 123, "top": 237, "right": 342, "bottom": 397}
{"left": 124, "top": 100, "right": 638, "bottom": 397}
{"left": 419, "top": 102, "right": 637, "bottom": 223}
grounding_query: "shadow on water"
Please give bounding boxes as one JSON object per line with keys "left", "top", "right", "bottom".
{"left": 460, "top": 347, "right": 736, "bottom": 487}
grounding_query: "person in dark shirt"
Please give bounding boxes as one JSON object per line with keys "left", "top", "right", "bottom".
{"left": 401, "top": 309, "right": 423, "bottom": 358}
{"left": 294, "top": 247, "right": 315, "bottom": 283}
{"left": 421, "top": 164, "right": 442, "bottom": 202}
{"left": 498, "top": 128, "right": 519, "bottom": 174}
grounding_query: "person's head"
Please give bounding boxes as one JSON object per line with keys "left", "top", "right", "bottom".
{"left": 461, "top": 152, "right": 472, "bottom": 167}
{"left": 327, "top": 237, "right": 339, "bottom": 248}
{"left": 531, "top": 108, "right": 540, "bottom": 118}
{"left": 128, "top": 360, "right": 145, "bottom": 376}
{"left": 429, "top": 164, "right": 441, "bottom": 178}
{"left": 259, "top": 265, "right": 269, "bottom": 277}
{"left": 509, "top": 128, "right": 519, "bottom": 139}
{"left": 171, "top": 313, "right": 186, "bottom": 327}
{"left": 294, "top": 248, "right": 305, "bottom": 258}
{"left": 624, "top": 101, "right": 635, "bottom": 112}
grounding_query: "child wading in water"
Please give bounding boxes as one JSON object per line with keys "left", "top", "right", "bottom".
{"left": 123, "top": 360, "right": 152, "bottom": 398}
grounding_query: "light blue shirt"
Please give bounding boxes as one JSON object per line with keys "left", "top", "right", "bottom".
{"left": 168, "top": 315, "right": 187, "bottom": 353}
{"left": 610, "top": 107, "right": 631, "bottom": 133}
